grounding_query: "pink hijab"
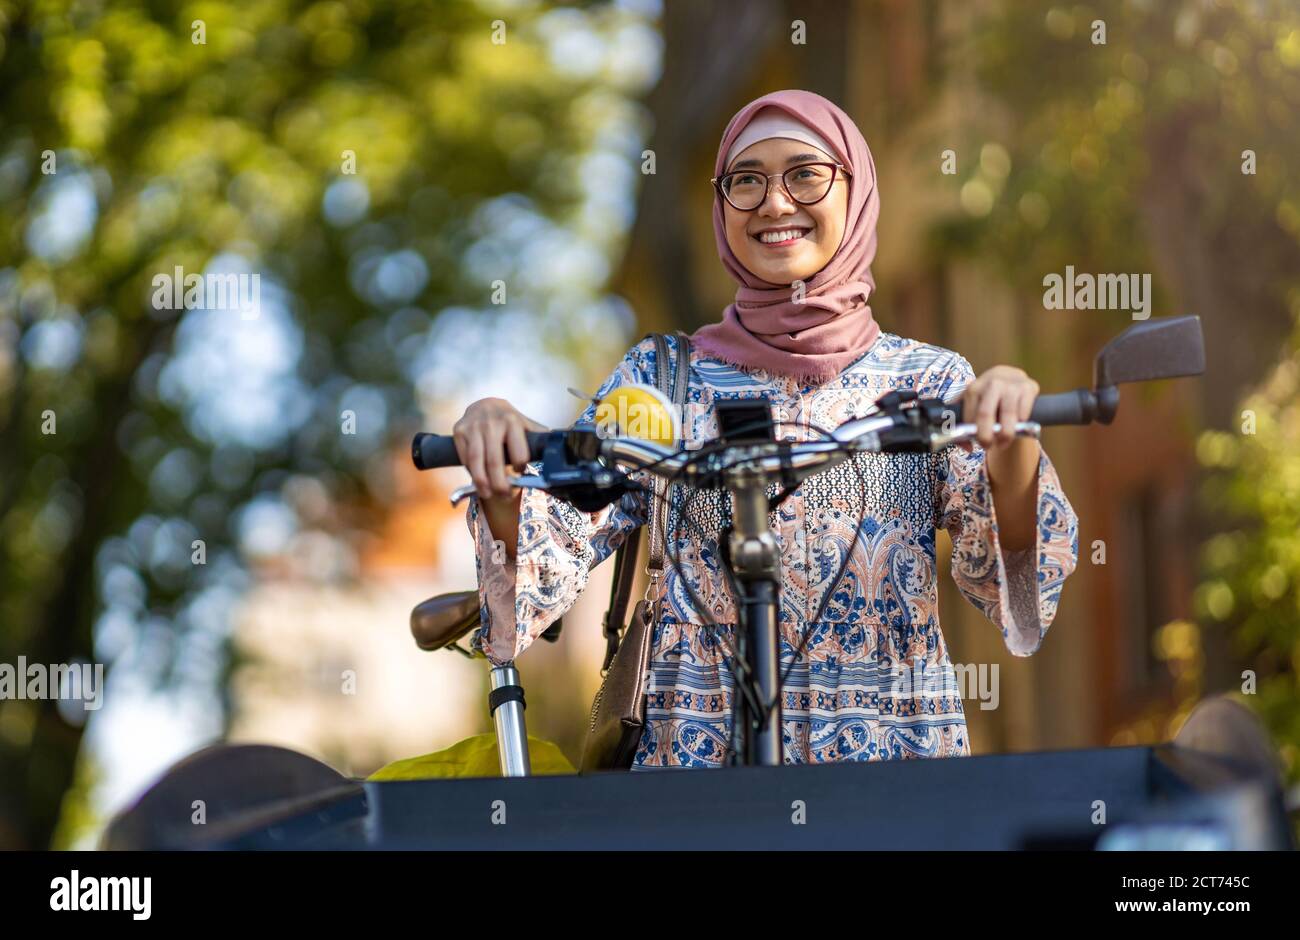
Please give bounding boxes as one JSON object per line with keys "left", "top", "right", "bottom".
{"left": 690, "top": 89, "right": 882, "bottom": 385}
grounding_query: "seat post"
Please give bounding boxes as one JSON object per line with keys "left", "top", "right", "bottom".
{"left": 489, "top": 664, "right": 531, "bottom": 777}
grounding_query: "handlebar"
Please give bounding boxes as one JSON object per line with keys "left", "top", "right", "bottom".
{"left": 410, "top": 387, "right": 1062, "bottom": 508}
{"left": 416, "top": 314, "right": 1204, "bottom": 503}
{"left": 410, "top": 394, "right": 1089, "bottom": 474}
{"left": 942, "top": 388, "right": 1120, "bottom": 426}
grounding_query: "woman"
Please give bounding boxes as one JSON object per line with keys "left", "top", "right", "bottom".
{"left": 456, "top": 89, "right": 1079, "bottom": 768}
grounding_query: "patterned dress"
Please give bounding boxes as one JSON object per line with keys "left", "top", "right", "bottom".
{"left": 466, "top": 332, "right": 1079, "bottom": 768}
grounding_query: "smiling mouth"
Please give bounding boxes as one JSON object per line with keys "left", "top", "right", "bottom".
{"left": 752, "top": 226, "right": 811, "bottom": 246}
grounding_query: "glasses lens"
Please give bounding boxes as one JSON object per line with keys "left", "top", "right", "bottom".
{"left": 784, "top": 163, "right": 835, "bottom": 204}
{"left": 721, "top": 172, "right": 766, "bottom": 210}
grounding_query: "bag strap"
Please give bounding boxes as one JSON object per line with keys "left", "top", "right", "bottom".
{"left": 600, "top": 521, "right": 640, "bottom": 672}
{"left": 648, "top": 331, "right": 689, "bottom": 581}
{"left": 599, "top": 330, "right": 690, "bottom": 672}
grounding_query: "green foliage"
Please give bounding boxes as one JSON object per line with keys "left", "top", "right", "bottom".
{"left": 0, "top": 0, "right": 654, "bottom": 848}
{"left": 1196, "top": 319, "right": 1300, "bottom": 780}
{"left": 959, "top": 1, "right": 1300, "bottom": 775}
{"left": 940, "top": 1, "right": 1300, "bottom": 350}
{"left": 965, "top": 0, "right": 1300, "bottom": 258}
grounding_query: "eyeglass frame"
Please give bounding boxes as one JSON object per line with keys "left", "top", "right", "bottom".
{"left": 710, "top": 161, "right": 852, "bottom": 211}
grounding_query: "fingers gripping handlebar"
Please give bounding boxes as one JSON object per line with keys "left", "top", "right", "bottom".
{"left": 942, "top": 387, "right": 1120, "bottom": 427}
{"left": 412, "top": 430, "right": 551, "bottom": 471}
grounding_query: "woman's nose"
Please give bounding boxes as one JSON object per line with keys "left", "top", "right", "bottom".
{"left": 758, "top": 184, "right": 798, "bottom": 216}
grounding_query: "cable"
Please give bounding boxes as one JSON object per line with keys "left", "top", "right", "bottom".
{"left": 662, "top": 445, "right": 767, "bottom": 727}
{"left": 657, "top": 417, "right": 864, "bottom": 761}
{"left": 637, "top": 424, "right": 779, "bottom": 762}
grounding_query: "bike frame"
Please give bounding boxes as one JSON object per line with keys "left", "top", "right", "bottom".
{"left": 726, "top": 463, "right": 785, "bottom": 765}
{"left": 490, "top": 664, "right": 530, "bottom": 776}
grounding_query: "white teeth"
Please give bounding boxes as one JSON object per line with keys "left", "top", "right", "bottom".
{"left": 758, "top": 228, "right": 807, "bottom": 244}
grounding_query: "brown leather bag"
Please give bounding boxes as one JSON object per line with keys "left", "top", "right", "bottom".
{"left": 580, "top": 331, "right": 690, "bottom": 772}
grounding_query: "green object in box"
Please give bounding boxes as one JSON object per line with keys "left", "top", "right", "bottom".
{"left": 368, "top": 733, "right": 576, "bottom": 780}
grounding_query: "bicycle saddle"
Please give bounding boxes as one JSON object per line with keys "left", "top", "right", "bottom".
{"left": 410, "top": 591, "right": 564, "bottom": 654}
{"left": 410, "top": 591, "right": 480, "bottom": 651}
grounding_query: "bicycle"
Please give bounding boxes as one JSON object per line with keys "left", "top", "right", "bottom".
{"left": 409, "top": 315, "right": 1207, "bottom": 773}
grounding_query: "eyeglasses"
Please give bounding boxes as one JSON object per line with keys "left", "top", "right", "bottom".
{"left": 711, "top": 161, "right": 851, "bottom": 211}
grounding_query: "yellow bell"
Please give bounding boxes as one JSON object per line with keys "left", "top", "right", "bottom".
{"left": 593, "top": 383, "right": 680, "bottom": 447}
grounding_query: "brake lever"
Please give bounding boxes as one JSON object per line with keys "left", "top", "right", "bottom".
{"left": 929, "top": 421, "right": 1041, "bottom": 452}
{"left": 450, "top": 475, "right": 550, "bottom": 506}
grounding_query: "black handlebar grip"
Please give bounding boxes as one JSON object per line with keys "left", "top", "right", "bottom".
{"left": 412, "top": 433, "right": 460, "bottom": 470}
{"left": 944, "top": 389, "right": 1095, "bottom": 427}
{"left": 1027, "top": 390, "right": 1094, "bottom": 426}
{"left": 411, "top": 430, "right": 554, "bottom": 471}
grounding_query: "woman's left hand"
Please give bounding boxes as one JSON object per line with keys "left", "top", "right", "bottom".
{"left": 960, "top": 365, "right": 1039, "bottom": 450}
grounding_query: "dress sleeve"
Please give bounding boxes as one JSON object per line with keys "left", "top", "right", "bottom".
{"left": 464, "top": 339, "right": 656, "bottom": 665}
{"left": 925, "top": 352, "right": 1080, "bottom": 657}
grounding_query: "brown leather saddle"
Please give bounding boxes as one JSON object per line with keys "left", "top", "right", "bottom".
{"left": 410, "top": 590, "right": 561, "bottom": 656}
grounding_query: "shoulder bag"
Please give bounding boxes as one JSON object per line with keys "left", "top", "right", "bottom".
{"left": 579, "top": 330, "right": 690, "bottom": 772}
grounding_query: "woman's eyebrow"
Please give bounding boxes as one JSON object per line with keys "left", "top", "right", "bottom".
{"left": 728, "top": 152, "right": 825, "bottom": 171}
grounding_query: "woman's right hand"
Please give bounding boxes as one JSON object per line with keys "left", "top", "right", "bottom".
{"left": 452, "top": 398, "right": 546, "bottom": 501}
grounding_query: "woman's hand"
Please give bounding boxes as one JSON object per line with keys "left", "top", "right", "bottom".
{"left": 960, "top": 365, "right": 1039, "bottom": 450}
{"left": 959, "top": 365, "right": 1041, "bottom": 551}
{"left": 452, "top": 397, "right": 546, "bottom": 500}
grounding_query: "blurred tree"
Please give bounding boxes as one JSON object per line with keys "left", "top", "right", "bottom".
{"left": 1106, "top": 319, "right": 1300, "bottom": 794}
{"left": 957, "top": 0, "right": 1300, "bottom": 772}
{"left": 1193, "top": 321, "right": 1300, "bottom": 785}
{"left": 0, "top": 0, "right": 657, "bottom": 848}
{"left": 954, "top": 0, "right": 1300, "bottom": 426}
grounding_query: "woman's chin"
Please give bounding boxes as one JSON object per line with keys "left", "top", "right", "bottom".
{"left": 745, "top": 258, "right": 819, "bottom": 286}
